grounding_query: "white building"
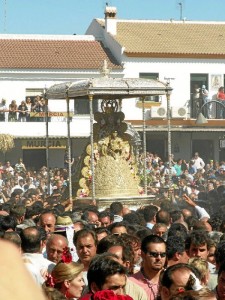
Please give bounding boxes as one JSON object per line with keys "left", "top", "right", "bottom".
{"left": 0, "top": 33, "right": 122, "bottom": 168}
{"left": 86, "top": 7, "right": 225, "bottom": 163}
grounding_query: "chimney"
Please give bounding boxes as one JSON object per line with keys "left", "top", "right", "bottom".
{"left": 104, "top": 6, "right": 117, "bottom": 35}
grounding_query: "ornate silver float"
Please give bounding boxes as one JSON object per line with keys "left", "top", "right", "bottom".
{"left": 46, "top": 73, "right": 172, "bottom": 208}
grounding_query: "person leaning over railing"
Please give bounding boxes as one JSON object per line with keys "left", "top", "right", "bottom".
{"left": 216, "top": 86, "right": 225, "bottom": 119}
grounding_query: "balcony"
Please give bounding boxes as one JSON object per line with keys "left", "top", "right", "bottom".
{"left": 0, "top": 114, "right": 91, "bottom": 138}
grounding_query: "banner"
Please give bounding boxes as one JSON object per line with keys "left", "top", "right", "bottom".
{"left": 30, "top": 112, "right": 74, "bottom": 117}
{"left": 22, "top": 139, "right": 67, "bottom": 149}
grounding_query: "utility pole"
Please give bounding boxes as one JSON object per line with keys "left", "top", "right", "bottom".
{"left": 178, "top": 2, "right": 183, "bottom": 21}
{"left": 4, "top": 0, "right": 7, "bottom": 32}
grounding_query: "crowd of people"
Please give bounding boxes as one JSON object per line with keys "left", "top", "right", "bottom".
{"left": 0, "top": 96, "right": 47, "bottom": 122}
{"left": 2, "top": 151, "right": 225, "bottom": 299}
{"left": 139, "top": 151, "right": 225, "bottom": 213}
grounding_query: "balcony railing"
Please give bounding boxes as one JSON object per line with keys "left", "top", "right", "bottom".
{"left": 190, "top": 95, "right": 225, "bottom": 119}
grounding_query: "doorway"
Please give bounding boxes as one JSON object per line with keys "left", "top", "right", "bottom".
{"left": 23, "top": 149, "right": 46, "bottom": 170}
{"left": 192, "top": 140, "right": 213, "bottom": 163}
{"left": 146, "top": 139, "right": 165, "bottom": 161}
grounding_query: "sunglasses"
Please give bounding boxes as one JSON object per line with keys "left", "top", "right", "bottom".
{"left": 147, "top": 251, "right": 166, "bottom": 258}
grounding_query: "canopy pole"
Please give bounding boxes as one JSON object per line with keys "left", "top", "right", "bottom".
{"left": 44, "top": 92, "right": 50, "bottom": 195}
{"left": 66, "top": 94, "right": 72, "bottom": 208}
{"left": 142, "top": 97, "right": 147, "bottom": 195}
{"left": 89, "top": 94, "right": 95, "bottom": 201}
{"left": 166, "top": 86, "right": 173, "bottom": 198}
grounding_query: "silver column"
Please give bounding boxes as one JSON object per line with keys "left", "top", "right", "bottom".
{"left": 66, "top": 95, "right": 72, "bottom": 205}
{"left": 142, "top": 97, "right": 147, "bottom": 195}
{"left": 89, "top": 94, "right": 95, "bottom": 201}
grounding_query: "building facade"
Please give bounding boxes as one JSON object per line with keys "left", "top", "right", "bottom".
{"left": 1, "top": 7, "right": 225, "bottom": 168}
{"left": 86, "top": 7, "right": 225, "bottom": 163}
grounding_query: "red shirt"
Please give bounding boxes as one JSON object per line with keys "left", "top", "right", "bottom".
{"left": 217, "top": 91, "right": 225, "bottom": 100}
{"left": 80, "top": 293, "right": 93, "bottom": 300}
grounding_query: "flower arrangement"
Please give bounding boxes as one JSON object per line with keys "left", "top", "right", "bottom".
{"left": 93, "top": 290, "right": 133, "bottom": 300}
{"left": 61, "top": 246, "right": 72, "bottom": 263}
{"left": 46, "top": 274, "right": 55, "bottom": 288}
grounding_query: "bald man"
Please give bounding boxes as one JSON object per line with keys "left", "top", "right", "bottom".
{"left": 46, "top": 234, "right": 68, "bottom": 264}
{"left": 39, "top": 212, "right": 56, "bottom": 235}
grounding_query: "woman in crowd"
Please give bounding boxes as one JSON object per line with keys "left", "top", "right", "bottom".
{"left": 45, "top": 249, "right": 85, "bottom": 300}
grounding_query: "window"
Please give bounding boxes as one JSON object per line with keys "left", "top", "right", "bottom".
{"left": 139, "top": 73, "right": 159, "bottom": 102}
{"left": 74, "top": 98, "right": 99, "bottom": 115}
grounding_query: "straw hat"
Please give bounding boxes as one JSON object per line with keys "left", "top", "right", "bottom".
{"left": 55, "top": 215, "right": 74, "bottom": 232}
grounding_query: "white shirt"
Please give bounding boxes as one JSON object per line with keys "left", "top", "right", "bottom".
{"left": 193, "top": 157, "right": 205, "bottom": 170}
{"left": 22, "top": 253, "right": 55, "bottom": 285}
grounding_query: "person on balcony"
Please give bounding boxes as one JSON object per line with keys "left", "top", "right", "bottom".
{"left": 8, "top": 100, "right": 18, "bottom": 122}
{"left": 25, "top": 97, "right": 32, "bottom": 122}
{"left": 192, "top": 84, "right": 201, "bottom": 117}
{"left": 0, "top": 99, "right": 7, "bottom": 121}
{"left": 216, "top": 86, "right": 225, "bottom": 118}
{"left": 201, "top": 85, "right": 209, "bottom": 119}
{"left": 18, "top": 100, "right": 28, "bottom": 122}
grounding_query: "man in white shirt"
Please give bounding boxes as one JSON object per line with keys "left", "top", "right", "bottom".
{"left": 192, "top": 152, "right": 205, "bottom": 171}
{"left": 20, "top": 226, "right": 55, "bottom": 285}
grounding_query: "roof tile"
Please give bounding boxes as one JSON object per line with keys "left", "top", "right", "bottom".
{"left": 100, "top": 20, "right": 225, "bottom": 57}
{"left": 0, "top": 39, "right": 122, "bottom": 69}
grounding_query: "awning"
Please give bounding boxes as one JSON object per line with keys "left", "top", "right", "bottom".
{"left": 46, "top": 77, "right": 172, "bottom": 99}
{"left": 135, "top": 126, "right": 225, "bottom": 132}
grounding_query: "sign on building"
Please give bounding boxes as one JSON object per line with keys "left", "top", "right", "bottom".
{"left": 22, "top": 139, "right": 67, "bottom": 149}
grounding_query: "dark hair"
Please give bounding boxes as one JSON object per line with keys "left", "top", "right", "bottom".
{"left": 20, "top": 226, "right": 42, "bottom": 253}
{"left": 167, "top": 223, "right": 188, "bottom": 240}
{"left": 1, "top": 203, "right": 11, "bottom": 213}
{"left": 208, "top": 213, "right": 223, "bottom": 231}
{"left": 160, "top": 200, "right": 173, "bottom": 211}
{"left": 142, "top": 205, "right": 158, "bottom": 223}
{"left": 185, "top": 230, "right": 210, "bottom": 251}
{"left": 94, "top": 227, "right": 110, "bottom": 236}
{"left": 141, "top": 234, "right": 166, "bottom": 253}
{"left": 97, "top": 234, "right": 134, "bottom": 274}
{"left": 166, "top": 236, "right": 186, "bottom": 260}
{"left": 185, "top": 216, "right": 199, "bottom": 231}
{"left": 87, "top": 255, "right": 126, "bottom": 290}
{"left": 98, "top": 210, "right": 114, "bottom": 222}
{"left": 156, "top": 210, "right": 170, "bottom": 226}
{"left": 110, "top": 202, "right": 123, "bottom": 215}
{"left": 10, "top": 205, "right": 26, "bottom": 219}
{"left": 215, "top": 241, "right": 225, "bottom": 266}
{"left": 123, "top": 212, "right": 141, "bottom": 225}
{"left": 218, "top": 260, "right": 225, "bottom": 277}
{"left": 135, "top": 227, "right": 153, "bottom": 241}
{"left": 73, "top": 228, "right": 98, "bottom": 247}
{"left": 37, "top": 226, "right": 47, "bottom": 242}
{"left": 0, "top": 215, "right": 17, "bottom": 231}
{"left": 25, "top": 207, "right": 39, "bottom": 220}
{"left": 170, "top": 210, "right": 183, "bottom": 223}
{"left": 108, "top": 221, "right": 128, "bottom": 233}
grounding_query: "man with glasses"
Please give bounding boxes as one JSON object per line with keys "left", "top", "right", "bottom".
{"left": 130, "top": 235, "right": 167, "bottom": 300}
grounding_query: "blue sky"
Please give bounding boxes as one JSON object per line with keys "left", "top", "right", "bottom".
{"left": 1, "top": 0, "right": 225, "bottom": 35}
